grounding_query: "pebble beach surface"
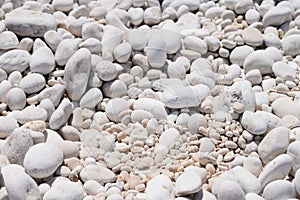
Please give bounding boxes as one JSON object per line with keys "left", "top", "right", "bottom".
{"left": 1, "top": 0, "right": 300, "bottom": 199}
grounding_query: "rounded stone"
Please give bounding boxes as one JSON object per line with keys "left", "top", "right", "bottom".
{"left": 242, "top": 27, "right": 263, "bottom": 47}
{"left": 19, "top": 73, "right": 46, "bottom": 94}
{"left": 6, "top": 88, "right": 26, "bottom": 110}
{"left": 243, "top": 50, "right": 274, "bottom": 75}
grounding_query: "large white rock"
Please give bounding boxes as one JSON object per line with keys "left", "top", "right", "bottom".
{"left": 43, "top": 178, "right": 84, "bottom": 200}
{"left": 258, "top": 126, "right": 289, "bottom": 164}
{"left": 5, "top": 9, "right": 56, "bottom": 37}
{"left": 271, "top": 97, "right": 294, "bottom": 118}
{"left": 243, "top": 50, "right": 274, "bottom": 75}
{"left": 272, "top": 61, "right": 296, "bottom": 81}
{"left": 146, "top": 175, "right": 174, "bottom": 200}
{"left": 6, "top": 88, "right": 26, "bottom": 110}
{"left": 19, "top": 73, "right": 46, "bottom": 94}
{"left": 105, "top": 98, "right": 130, "bottom": 122}
{"left": 0, "top": 49, "right": 30, "bottom": 73}
{"left": 258, "top": 154, "right": 292, "bottom": 190}
{"left": 263, "top": 180, "right": 296, "bottom": 200}
{"left": 2, "top": 128, "right": 34, "bottom": 165}
{"left": 293, "top": 168, "right": 300, "bottom": 196}
{"left": 155, "top": 128, "right": 182, "bottom": 155}
{"left": 242, "top": 27, "right": 263, "bottom": 47}
{"left": 55, "top": 39, "right": 78, "bottom": 66}
{"left": 64, "top": 48, "right": 91, "bottom": 101}
{"left": 0, "top": 116, "right": 18, "bottom": 138}
{"left": 79, "top": 88, "right": 103, "bottom": 109}
{"left": 2, "top": 164, "right": 40, "bottom": 200}
{"left": 23, "top": 143, "right": 64, "bottom": 178}
{"left": 175, "top": 170, "right": 202, "bottom": 196}
{"left": 30, "top": 47, "right": 55, "bottom": 75}
{"left": 262, "top": 5, "right": 292, "bottom": 27}
{"left": 146, "top": 36, "right": 167, "bottom": 68}
{"left": 282, "top": 34, "right": 300, "bottom": 57}
{"left": 0, "top": 31, "right": 19, "bottom": 50}
{"left": 241, "top": 111, "right": 268, "bottom": 135}
{"left": 232, "top": 166, "right": 261, "bottom": 194}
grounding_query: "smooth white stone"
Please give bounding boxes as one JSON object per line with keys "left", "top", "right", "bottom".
{"left": 101, "top": 25, "right": 122, "bottom": 61}
{"left": 243, "top": 50, "right": 274, "bottom": 75}
{"left": 287, "top": 141, "right": 300, "bottom": 175}
{"left": 102, "top": 80, "right": 127, "bottom": 98}
{"left": 241, "top": 111, "right": 267, "bottom": 135}
{"left": 263, "top": 180, "right": 296, "bottom": 200}
{"left": 155, "top": 128, "right": 182, "bottom": 155}
{"left": 262, "top": 6, "right": 293, "bottom": 27}
{"left": 146, "top": 175, "right": 174, "bottom": 200}
{"left": 24, "top": 143, "right": 63, "bottom": 178}
{"left": 245, "top": 9, "right": 260, "bottom": 24}
{"left": 183, "top": 36, "right": 208, "bottom": 55}
{"left": 258, "top": 154, "right": 292, "bottom": 190}
{"left": 245, "top": 193, "right": 264, "bottom": 200}
{"left": 64, "top": 48, "right": 91, "bottom": 101}
{"left": 0, "top": 31, "right": 19, "bottom": 50}
{"left": 38, "top": 84, "right": 65, "bottom": 107}
{"left": 2, "top": 164, "right": 40, "bottom": 200}
{"left": 133, "top": 98, "right": 167, "bottom": 120}
{"left": 19, "top": 73, "right": 46, "bottom": 94}
{"left": 242, "top": 27, "right": 263, "bottom": 47}
{"left": 271, "top": 97, "right": 294, "bottom": 118}
{"left": 282, "top": 34, "right": 300, "bottom": 57}
{"left": 162, "top": 84, "right": 210, "bottom": 109}
{"left": 105, "top": 98, "right": 129, "bottom": 122}
{"left": 55, "top": 39, "right": 78, "bottom": 66}
{"left": 146, "top": 36, "right": 167, "bottom": 68}
{"left": 79, "top": 88, "right": 103, "bottom": 110}
{"left": 175, "top": 170, "right": 202, "bottom": 196}
{"left": 96, "top": 60, "right": 118, "bottom": 82}
{"left": 235, "top": 0, "right": 253, "bottom": 14}
{"left": 5, "top": 9, "right": 56, "bottom": 37}
{"left": 144, "top": 6, "right": 161, "bottom": 25}
{"left": 6, "top": 88, "right": 26, "bottom": 110}
{"left": 15, "top": 105, "right": 47, "bottom": 124}
{"left": 80, "top": 164, "right": 116, "bottom": 184}
{"left": 230, "top": 45, "right": 254, "bottom": 66}
{"left": 49, "top": 98, "right": 73, "bottom": 130}
{"left": 44, "top": 179, "right": 84, "bottom": 200}
{"left": 272, "top": 61, "right": 296, "bottom": 81}
{"left": 52, "top": 0, "right": 73, "bottom": 12}
{"left": 245, "top": 69, "right": 262, "bottom": 85}
{"left": 0, "top": 49, "right": 30, "bottom": 73}
{"left": 232, "top": 166, "right": 261, "bottom": 194}
{"left": 2, "top": 128, "right": 33, "bottom": 165}
{"left": 293, "top": 168, "right": 300, "bottom": 196}
{"left": 243, "top": 156, "right": 263, "bottom": 177}
{"left": 258, "top": 126, "right": 289, "bottom": 164}
{"left": 113, "top": 42, "right": 132, "bottom": 63}
{"left": 0, "top": 116, "right": 18, "bottom": 138}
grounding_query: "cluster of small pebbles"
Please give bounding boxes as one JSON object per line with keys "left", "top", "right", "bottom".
{"left": 1, "top": 0, "right": 300, "bottom": 199}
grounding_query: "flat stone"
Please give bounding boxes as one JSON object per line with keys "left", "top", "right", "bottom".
{"left": 80, "top": 164, "right": 116, "bottom": 184}
{"left": 5, "top": 9, "right": 56, "bottom": 37}
{"left": 0, "top": 49, "right": 30, "bottom": 73}
{"left": 258, "top": 154, "right": 292, "bottom": 190}
{"left": 146, "top": 175, "right": 174, "bottom": 200}
{"left": 52, "top": 0, "right": 74, "bottom": 12}
{"left": 23, "top": 143, "right": 64, "bottom": 179}
{"left": 30, "top": 47, "right": 55, "bottom": 75}
{"left": 64, "top": 48, "right": 91, "bottom": 101}
{"left": 258, "top": 126, "right": 289, "bottom": 164}
{"left": 263, "top": 180, "right": 296, "bottom": 200}
{"left": 2, "top": 164, "right": 40, "bottom": 200}
{"left": 175, "top": 170, "right": 202, "bottom": 196}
